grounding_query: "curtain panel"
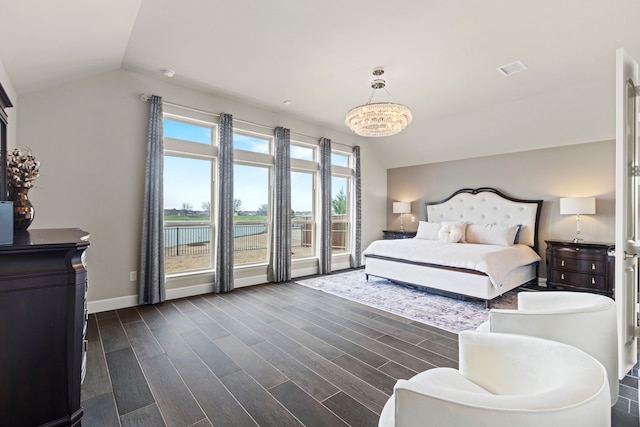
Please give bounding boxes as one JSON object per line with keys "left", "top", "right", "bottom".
{"left": 270, "top": 127, "right": 291, "bottom": 282}
{"left": 139, "top": 95, "right": 166, "bottom": 305}
{"left": 214, "top": 113, "right": 234, "bottom": 293}
{"left": 351, "top": 145, "right": 362, "bottom": 268}
{"left": 319, "top": 137, "right": 332, "bottom": 274}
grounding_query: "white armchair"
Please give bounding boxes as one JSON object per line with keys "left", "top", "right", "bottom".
{"left": 378, "top": 331, "right": 611, "bottom": 427}
{"left": 476, "top": 291, "right": 618, "bottom": 405}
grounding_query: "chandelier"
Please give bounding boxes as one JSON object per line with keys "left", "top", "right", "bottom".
{"left": 345, "top": 67, "right": 412, "bottom": 137}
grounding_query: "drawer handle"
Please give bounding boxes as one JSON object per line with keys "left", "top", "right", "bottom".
{"left": 592, "top": 277, "right": 596, "bottom": 285}
{"left": 561, "top": 273, "right": 565, "bottom": 280}
{"left": 561, "top": 260, "right": 565, "bottom": 267}
{"left": 591, "top": 263, "right": 596, "bottom": 270}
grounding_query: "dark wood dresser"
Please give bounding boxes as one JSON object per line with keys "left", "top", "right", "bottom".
{"left": 0, "top": 228, "right": 90, "bottom": 426}
{"left": 382, "top": 230, "right": 417, "bottom": 240}
{"left": 545, "top": 240, "right": 614, "bottom": 297}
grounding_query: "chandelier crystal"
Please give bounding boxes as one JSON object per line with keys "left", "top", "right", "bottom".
{"left": 345, "top": 67, "right": 412, "bottom": 137}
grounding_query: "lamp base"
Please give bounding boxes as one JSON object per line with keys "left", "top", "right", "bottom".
{"left": 572, "top": 215, "right": 585, "bottom": 243}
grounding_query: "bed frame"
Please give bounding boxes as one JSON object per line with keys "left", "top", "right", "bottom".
{"left": 364, "top": 188, "right": 543, "bottom": 308}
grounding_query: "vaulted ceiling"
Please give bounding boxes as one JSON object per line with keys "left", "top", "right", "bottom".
{"left": 1, "top": 0, "right": 638, "bottom": 166}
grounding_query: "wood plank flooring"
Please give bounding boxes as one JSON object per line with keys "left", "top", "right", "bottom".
{"left": 81, "top": 278, "right": 639, "bottom": 426}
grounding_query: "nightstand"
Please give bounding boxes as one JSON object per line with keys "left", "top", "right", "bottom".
{"left": 382, "top": 230, "right": 417, "bottom": 240}
{"left": 545, "top": 240, "right": 614, "bottom": 297}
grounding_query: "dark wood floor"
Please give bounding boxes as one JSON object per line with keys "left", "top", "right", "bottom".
{"left": 81, "top": 280, "right": 639, "bottom": 426}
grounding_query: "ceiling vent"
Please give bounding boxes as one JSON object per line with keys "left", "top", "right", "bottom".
{"left": 496, "top": 60, "right": 527, "bottom": 76}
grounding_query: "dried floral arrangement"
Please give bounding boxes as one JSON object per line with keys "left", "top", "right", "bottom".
{"left": 7, "top": 147, "right": 40, "bottom": 188}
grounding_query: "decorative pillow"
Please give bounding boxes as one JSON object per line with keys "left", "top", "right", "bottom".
{"left": 438, "top": 223, "right": 465, "bottom": 243}
{"left": 465, "top": 224, "right": 521, "bottom": 246}
{"left": 442, "top": 221, "right": 468, "bottom": 242}
{"left": 415, "top": 221, "right": 441, "bottom": 240}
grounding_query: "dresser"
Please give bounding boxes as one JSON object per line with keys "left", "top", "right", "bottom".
{"left": 0, "top": 228, "right": 90, "bottom": 427}
{"left": 383, "top": 230, "right": 417, "bottom": 240}
{"left": 545, "top": 240, "right": 614, "bottom": 297}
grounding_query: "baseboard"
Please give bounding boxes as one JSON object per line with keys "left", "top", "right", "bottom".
{"left": 88, "top": 295, "right": 138, "bottom": 314}
{"left": 88, "top": 281, "right": 215, "bottom": 314}
{"left": 87, "top": 278, "right": 273, "bottom": 314}
{"left": 292, "top": 266, "right": 319, "bottom": 278}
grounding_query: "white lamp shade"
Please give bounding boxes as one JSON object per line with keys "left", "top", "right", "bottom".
{"left": 560, "top": 197, "right": 596, "bottom": 215}
{"left": 393, "top": 202, "right": 411, "bottom": 214}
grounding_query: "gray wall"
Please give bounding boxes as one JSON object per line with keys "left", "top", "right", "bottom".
{"left": 386, "top": 140, "right": 615, "bottom": 278}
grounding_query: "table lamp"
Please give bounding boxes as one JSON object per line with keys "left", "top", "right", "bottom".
{"left": 560, "top": 197, "right": 596, "bottom": 243}
{"left": 393, "top": 202, "right": 411, "bottom": 232}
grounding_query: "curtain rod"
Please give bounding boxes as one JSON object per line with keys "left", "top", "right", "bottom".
{"left": 140, "top": 94, "right": 353, "bottom": 149}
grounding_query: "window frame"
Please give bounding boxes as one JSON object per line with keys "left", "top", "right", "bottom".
{"left": 330, "top": 148, "right": 354, "bottom": 256}
{"left": 162, "top": 108, "right": 218, "bottom": 277}
{"left": 232, "top": 128, "right": 274, "bottom": 268}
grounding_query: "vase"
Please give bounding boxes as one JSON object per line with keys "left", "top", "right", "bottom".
{"left": 9, "top": 186, "right": 34, "bottom": 230}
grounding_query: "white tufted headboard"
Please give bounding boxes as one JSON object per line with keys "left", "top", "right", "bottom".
{"left": 425, "top": 188, "right": 543, "bottom": 250}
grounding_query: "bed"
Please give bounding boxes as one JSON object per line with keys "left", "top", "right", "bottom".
{"left": 363, "top": 188, "right": 543, "bottom": 307}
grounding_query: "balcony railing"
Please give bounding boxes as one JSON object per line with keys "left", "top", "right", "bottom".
{"left": 163, "top": 218, "right": 345, "bottom": 271}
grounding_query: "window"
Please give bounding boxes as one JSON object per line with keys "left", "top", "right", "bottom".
{"left": 164, "top": 156, "right": 213, "bottom": 273}
{"left": 233, "top": 164, "right": 271, "bottom": 265}
{"left": 234, "top": 133, "right": 270, "bottom": 154}
{"left": 232, "top": 130, "right": 273, "bottom": 266}
{"left": 291, "top": 171, "right": 315, "bottom": 259}
{"left": 164, "top": 119, "right": 212, "bottom": 145}
{"left": 331, "top": 175, "right": 350, "bottom": 254}
{"left": 331, "top": 152, "right": 349, "bottom": 167}
{"left": 291, "top": 143, "right": 314, "bottom": 161}
{"left": 162, "top": 111, "right": 216, "bottom": 275}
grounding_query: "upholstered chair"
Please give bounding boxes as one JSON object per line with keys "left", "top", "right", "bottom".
{"left": 476, "top": 291, "right": 618, "bottom": 405}
{"left": 378, "top": 331, "right": 611, "bottom": 427}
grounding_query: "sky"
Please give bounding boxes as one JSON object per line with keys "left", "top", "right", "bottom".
{"left": 163, "top": 119, "right": 347, "bottom": 212}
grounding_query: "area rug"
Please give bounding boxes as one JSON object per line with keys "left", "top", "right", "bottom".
{"left": 295, "top": 270, "right": 522, "bottom": 333}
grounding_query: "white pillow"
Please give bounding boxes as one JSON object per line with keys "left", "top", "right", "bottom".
{"left": 442, "top": 221, "right": 468, "bottom": 242}
{"left": 439, "top": 223, "right": 465, "bottom": 243}
{"left": 465, "top": 224, "right": 521, "bottom": 246}
{"left": 415, "top": 221, "right": 441, "bottom": 240}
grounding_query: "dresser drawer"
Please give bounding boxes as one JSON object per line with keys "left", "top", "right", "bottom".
{"left": 551, "top": 257, "right": 606, "bottom": 274}
{"left": 549, "top": 270, "right": 608, "bottom": 291}
{"left": 551, "top": 245, "right": 606, "bottom": 260}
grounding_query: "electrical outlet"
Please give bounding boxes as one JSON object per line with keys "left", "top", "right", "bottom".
{"left": 411, "top": 216, "right": 415, "bottom": 223}
{"left": 130, "top": 271, "right": 137, "bottom": 282}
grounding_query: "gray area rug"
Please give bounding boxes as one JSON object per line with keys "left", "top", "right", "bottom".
{"left": 296, "top": 269, "right": 521, "bottom": 333}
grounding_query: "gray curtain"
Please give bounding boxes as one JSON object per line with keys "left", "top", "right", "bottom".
{"left": 319, "top": 137, "right": 332, "bottom": 274}
{"left": 270, "top": 127, "right": 291, "bottom": 282}
{"left": 139, "top": 95, "right": 165, "bottom": 305}
{"left": 351, "top": 145, "right": 362, "bottom": 268}
{"left": 214, "top": 113, "right": 234, "bottom": 293}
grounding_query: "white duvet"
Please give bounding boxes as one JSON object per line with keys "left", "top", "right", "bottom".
{"left": 362, "top": 239, "right": 541, "bottom": 289}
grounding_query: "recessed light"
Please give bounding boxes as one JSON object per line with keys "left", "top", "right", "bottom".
{"left": 162, "top": 68, "right": 175, "bottom": 78}
{"left": 283, "top": 100, "right": 292, "bottom": 105}
{"left": 496, "top": 60, "right": 527, "bottom": 76}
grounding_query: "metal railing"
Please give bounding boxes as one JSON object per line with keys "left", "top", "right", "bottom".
{"left": 163, "top": 219, "right": 345, "bottom": 258}
{"left": 164, "top": 223, "right": 211, "bottom": 258}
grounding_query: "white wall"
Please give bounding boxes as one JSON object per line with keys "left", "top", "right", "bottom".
{"left": 0, "top": 57, "right": 17, "bottom": 148}
{"left": 16, "top": 69, "right": 387, "bottom": 311}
